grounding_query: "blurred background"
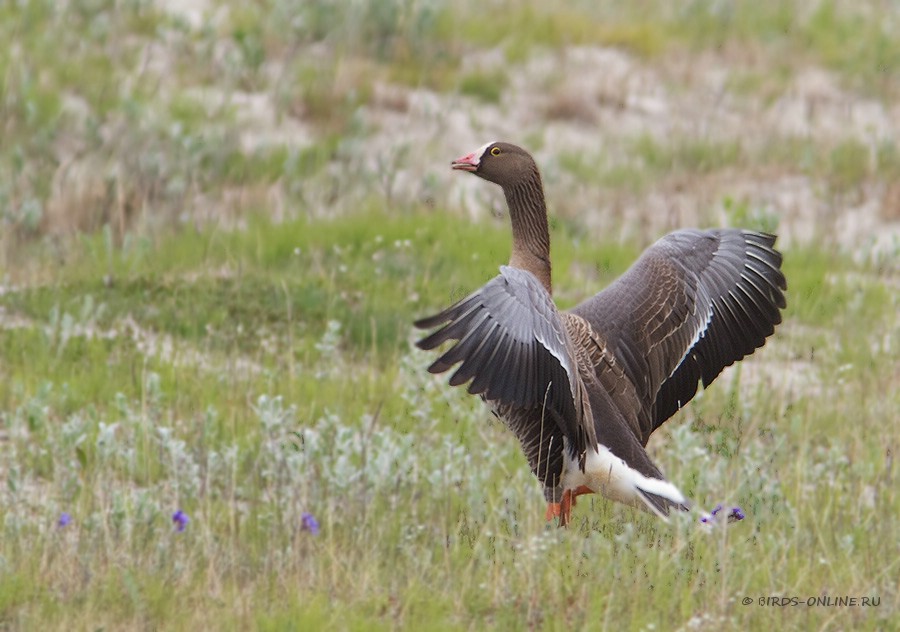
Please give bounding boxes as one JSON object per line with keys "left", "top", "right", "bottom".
{"left": 3, "top": 0, "right": 899, "bottom": 263}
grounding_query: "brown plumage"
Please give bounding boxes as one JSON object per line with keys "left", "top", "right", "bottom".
{"left": 414, "top": 142, "right": 787, "bottom": 525}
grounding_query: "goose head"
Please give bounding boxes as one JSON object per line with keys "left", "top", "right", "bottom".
{"left": 451, "top": 142, "right": 537, "bottom": 188}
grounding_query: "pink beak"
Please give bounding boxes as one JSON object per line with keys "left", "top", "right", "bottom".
{"left": 451, "top": 152, "right": 479, "bottom": 172}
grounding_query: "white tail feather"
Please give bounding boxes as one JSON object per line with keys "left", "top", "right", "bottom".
{"left": 562, "top": 443, "right": 688, "bottom": 518}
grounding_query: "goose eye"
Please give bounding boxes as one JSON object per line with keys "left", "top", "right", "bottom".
{"left": 490, "top": 147, "right": 501, "bottom": 156}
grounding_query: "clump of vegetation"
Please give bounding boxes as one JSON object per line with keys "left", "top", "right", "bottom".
{"left": 458, "top": 70, "right": 508, "bottom": 103}
{"left": 632, "top": 134, "right": 744, "bottom": 175}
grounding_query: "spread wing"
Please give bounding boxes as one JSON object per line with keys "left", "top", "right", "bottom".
{"left": 571, "top": 229, "right": 787, "bottom": 444}
{"left": 414, "top": 265, "right": 596, "bottom": 462}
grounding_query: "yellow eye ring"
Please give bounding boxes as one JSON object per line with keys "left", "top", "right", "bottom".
{"left": 490, "top": 146, "right": 501, "bottom": 156}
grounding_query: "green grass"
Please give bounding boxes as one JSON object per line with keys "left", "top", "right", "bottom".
{"left": 1, "top": 0, "right": 899, "bottom": 628}
{"left": 557, "top": 132, "right": 894, "bottom": 204}
{"left": 632, "top": 134, "right": 745, "bottom": 175}
{"left": 2, "top": 209, "right": 898, "bottom": 629}
{"left": 458, "top": 4, "right": 668, "bottom": 62}
{"left": 458, "top": 70, "right": 508, "bottom": 104}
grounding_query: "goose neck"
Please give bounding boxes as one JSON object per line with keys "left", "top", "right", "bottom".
{"left": 505, "top": 172, "right": 552, "bottom": 294}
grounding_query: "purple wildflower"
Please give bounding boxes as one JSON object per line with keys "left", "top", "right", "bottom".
{"left": 58, "top": 512, "right": 72, "bottom": 528}
{"left": 172, "top": 509, "right": 189, "bottom": 532}
{"left": 301, "top": 512, "right": 320, "bottom": 535}
{"left": 700, "top": 503, "right": 747, "bottom": 525}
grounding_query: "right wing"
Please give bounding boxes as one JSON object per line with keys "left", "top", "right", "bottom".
{"left": 414, "top": 265, "right": 596, "bottom": 463}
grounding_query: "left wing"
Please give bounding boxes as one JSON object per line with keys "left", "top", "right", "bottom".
{"left": 571, "top": 229, "right": 786, "bottom": 444}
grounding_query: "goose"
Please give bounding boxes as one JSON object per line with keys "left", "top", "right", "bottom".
{"left": 414, "top": 142, "right": 787, "bottom": 526}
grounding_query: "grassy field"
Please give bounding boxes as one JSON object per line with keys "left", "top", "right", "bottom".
{"left": 2, "top": 1, "right": 899, "bottom": 630}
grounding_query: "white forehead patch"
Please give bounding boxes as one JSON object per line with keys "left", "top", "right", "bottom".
{"left": 475, "top": 140, "right": 499, "bottom": 160}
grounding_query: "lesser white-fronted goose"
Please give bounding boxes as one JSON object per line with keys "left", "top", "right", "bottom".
{"left": 415, "top": 142, "right": 787, "bottom": 526}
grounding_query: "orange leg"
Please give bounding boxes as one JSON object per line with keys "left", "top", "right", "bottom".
{"left": 545, "top": 502, "right": 561, "bottom": 521}
{"left": 550, "top": 486, "right": 595, "bottom": 528}
{"left": 559, "top": 490, "right": 574, "bottom": 527}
